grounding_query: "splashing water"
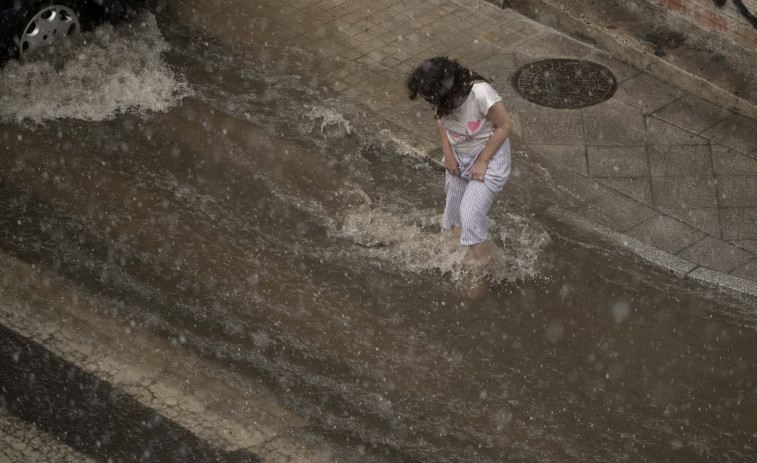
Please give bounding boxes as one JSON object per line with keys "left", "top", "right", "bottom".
{"left": 307, "top": 105, "right": 352, "bottom": 135}
{"left": 337, "top": 206, "right": 552, "bottom": 283}
{"left": 0, "top": 11, "right": 190, "bottom": 124}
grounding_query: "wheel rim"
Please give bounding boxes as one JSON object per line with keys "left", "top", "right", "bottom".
{"left": 20, "top": 5, "right": 80, "bottom": 54}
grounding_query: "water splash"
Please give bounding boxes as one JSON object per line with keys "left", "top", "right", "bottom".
{"left": 337, "top": 206, "right": 552, "bottom": 283}
{"left": 307, "top": 105, "right": 352, "bottom": 135}
{"left": 0, "top": 11, "right": 191, "bottom": 124}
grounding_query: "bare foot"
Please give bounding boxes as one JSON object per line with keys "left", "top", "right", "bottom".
{"left": 464, "top": 274, "right": 489, "bottom": 301}
{"left": 469, "top": 240, "right": 492, "bottom": 266}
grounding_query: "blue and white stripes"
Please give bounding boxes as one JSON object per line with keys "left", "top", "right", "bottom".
{"left": 443, "top": 138, "right": 511, "bottom": 245}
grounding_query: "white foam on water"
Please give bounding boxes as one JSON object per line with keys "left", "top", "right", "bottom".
{"left": 0, "top": 11, "right": 190, "bottom": 124}
{"left": 307, "top": 105, "right": 352, "bottom": 135}
{"left": 337, "top": 206, "right": 552, "bottom": 283}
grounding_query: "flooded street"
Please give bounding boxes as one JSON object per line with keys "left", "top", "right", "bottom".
{"left": 2, "top": 5, "right": 757, "bottom": 462}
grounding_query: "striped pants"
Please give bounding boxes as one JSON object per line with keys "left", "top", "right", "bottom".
{"left": 443, "top": 139, "right": 511, "bottom": 245}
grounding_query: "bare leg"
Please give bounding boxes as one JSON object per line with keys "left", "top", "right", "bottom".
{"left": 465, "top": 240, "right": 491, "bottom": 300}
{"left": 450, "top": 226, "right": 462, "bottom": 238}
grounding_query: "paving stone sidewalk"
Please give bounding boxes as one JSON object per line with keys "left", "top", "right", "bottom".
{"left": 174, "top": 0, "right": 757, "bottom": 297}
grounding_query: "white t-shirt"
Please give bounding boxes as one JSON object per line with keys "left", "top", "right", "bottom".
{"left": 437, "top": 82, "right": 502, "bottom": 155}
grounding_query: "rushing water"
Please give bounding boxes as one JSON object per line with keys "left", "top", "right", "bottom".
{"left": 0, "top": 12, "right": 190, "bottom": 123}
{"left": 1, "top": 10, "right": 756, "bottom": 462}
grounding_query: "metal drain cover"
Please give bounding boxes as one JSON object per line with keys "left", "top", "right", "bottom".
{"left": 512, "top": 59, "right": 617, "bottom": 109}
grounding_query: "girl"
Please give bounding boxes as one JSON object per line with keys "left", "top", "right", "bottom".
{"left": 407, "top": 57, "right": 512, "bottom": 264}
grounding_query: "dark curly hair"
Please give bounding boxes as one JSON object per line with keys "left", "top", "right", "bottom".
{"left": 407, "top": 57, "right": 491, "bottom": 119}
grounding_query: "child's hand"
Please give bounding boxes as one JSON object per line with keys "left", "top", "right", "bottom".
{"left": 469, "top": 158, "right": 488, "bottom": 182}
{"left": 443, "top": 152, "right": 460, "bottom": 177}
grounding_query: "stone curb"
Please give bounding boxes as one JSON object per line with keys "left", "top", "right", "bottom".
{"left": 546, "top": 206, "right": 757, "bottom": 301}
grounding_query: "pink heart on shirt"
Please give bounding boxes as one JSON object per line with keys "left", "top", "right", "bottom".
{"left": 467, "top": 120, "right": 481, "bottom": 132}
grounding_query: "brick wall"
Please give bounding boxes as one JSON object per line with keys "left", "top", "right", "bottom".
{"left": 657, "top": 0, "right": 757, "bottom": 50}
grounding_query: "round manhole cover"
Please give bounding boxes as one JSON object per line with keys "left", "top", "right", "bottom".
{"left": 511, "top": 59, "right": 617, "bottom": 109}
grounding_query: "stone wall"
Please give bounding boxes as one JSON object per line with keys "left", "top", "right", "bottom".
{"left": 659, "top": 0, "right": 757, "bottom": 50}
{"left": 492, "top": 0, "right": 757, "bottom": 52}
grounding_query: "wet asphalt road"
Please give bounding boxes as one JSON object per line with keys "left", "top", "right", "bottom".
{"left": 1, "top": 6, "right": 757, "bottom": 463}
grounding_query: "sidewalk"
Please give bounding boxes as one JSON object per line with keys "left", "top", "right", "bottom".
{"left": 173, "top": 0, "right": 757, "bottom": 298}
{"left": 498, "top": 0, "right": 757, "bottom": 121}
